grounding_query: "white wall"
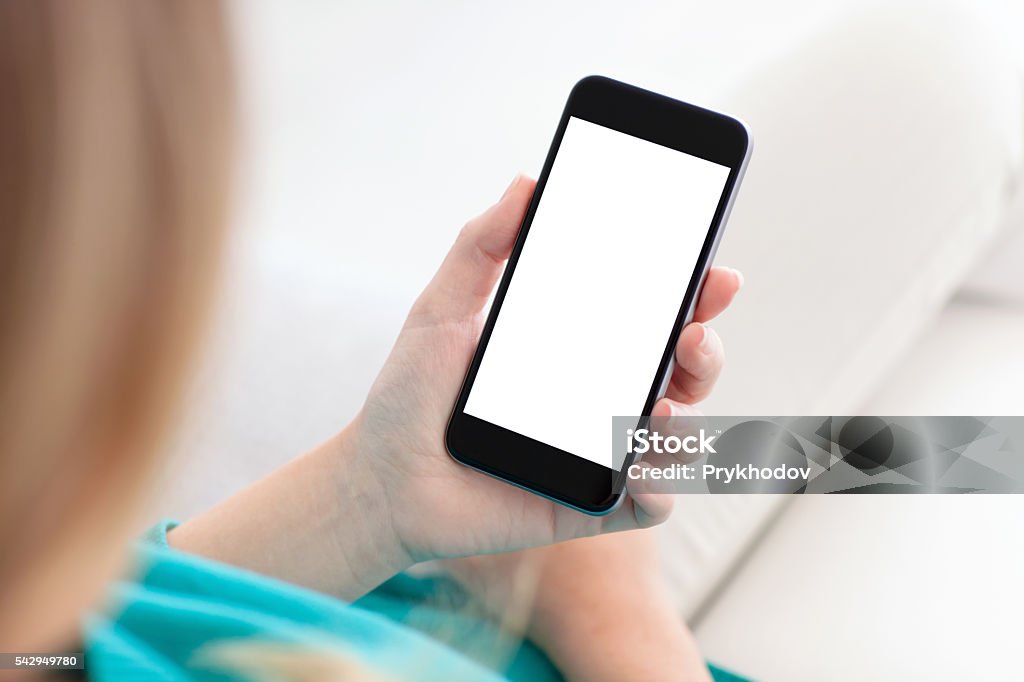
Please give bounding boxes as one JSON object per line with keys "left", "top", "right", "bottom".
{"left": 227, "top": 0, "right": 854, "bottom": 302}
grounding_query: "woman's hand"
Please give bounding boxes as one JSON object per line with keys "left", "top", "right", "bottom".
{"left": 170, "top": 176, "right": 741, "bottom": 600}
{"left": 355, "top": 175, "right": 743, "bottom": 563}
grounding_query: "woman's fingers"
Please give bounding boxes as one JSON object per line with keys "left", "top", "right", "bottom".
{"left": 693, "top": 267, "right": 743, "bottom": 323}
{"left": 626, "top": 463, "right": 675, "bottom": 528}
{"left": 601, "top": 470, "right": 674, "bottom": 533}
{"left": 414, "top": 175, "right": 536, "bottom": 322}
{"left": 629, "top": 490, "right": 674, "bottom": 528}
{"left": 612, "top": 269, "right": 738, "bottom": 527}
{"left": 666, "top": 322, "right": 725, "bottom": 404}
{"left": 651, "top": 396, "right": 702, "bottom": 418}
{"left": 661, "top": 268, "right": 740, "bottom": 404}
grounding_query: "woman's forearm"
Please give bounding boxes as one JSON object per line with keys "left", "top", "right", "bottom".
{"left": 168, "top": 420, "right": 412, "bottom": 600}
{"left": 536, "top": 601, "right": 711, "bottom": 682}
{"left": 527, "top": 532, "right": 712, "bottom": 682}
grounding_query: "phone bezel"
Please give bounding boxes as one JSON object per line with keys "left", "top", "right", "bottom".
{"left": 445, "top": 75, "right": 751, "bottom": 514}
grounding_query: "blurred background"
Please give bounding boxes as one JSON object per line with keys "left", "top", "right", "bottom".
{"left": 158, "top": 1, "right": 1024, "bottom": 679}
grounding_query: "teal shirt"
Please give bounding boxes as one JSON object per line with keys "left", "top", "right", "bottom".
{"left": 84, "top": 521, "right": 748, "bottom": 681}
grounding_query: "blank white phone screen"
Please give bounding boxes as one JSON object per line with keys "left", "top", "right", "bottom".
{"left": 464, "top": 117, "right": 730, "bottom": 468}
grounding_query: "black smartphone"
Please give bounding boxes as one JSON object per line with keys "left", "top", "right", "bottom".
{"left": 445, "top": 76, "right": 751, "bottom": 514}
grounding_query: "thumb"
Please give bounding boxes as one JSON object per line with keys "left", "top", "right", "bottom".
{"left": 414, "top": 175, "right": 536, "bottom": 322}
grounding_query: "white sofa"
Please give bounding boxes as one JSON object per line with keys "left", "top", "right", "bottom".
{"left": 696, "top": 297, "right": 1024, "bottom": 679}
{"left": 159, "top": 2, "right": 1024, "bottom": 679}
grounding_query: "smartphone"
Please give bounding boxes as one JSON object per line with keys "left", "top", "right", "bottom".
{"left": 445, "top": 76, "right": 751, "bottom": 514}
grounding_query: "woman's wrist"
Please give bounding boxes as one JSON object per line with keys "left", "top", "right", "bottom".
{"left": 169, "top": 420, "right": 414, "bottom": 601}
{"left": 317, "top": 421, "right": 418, "bottom": 594}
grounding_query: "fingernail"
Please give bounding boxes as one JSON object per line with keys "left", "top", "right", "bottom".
{"left": 698, "top": 324, "right": 714, "bottom": 355}
{"left": 731, "top": 268, "right": 744, "bottom": 289}
{"left": 501, "top": 174, "right": 522, "bottom": 199}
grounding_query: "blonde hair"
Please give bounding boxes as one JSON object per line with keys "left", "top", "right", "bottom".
{"left": 0, "top": 0, "right": 233, "bottom": 649}
{"left": 0, "top": 5, "right": 538, "bottom": 679}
